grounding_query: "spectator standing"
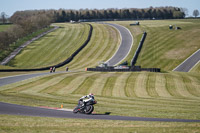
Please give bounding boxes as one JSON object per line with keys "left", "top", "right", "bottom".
{"left": 53, "top": 67, "right": 56, "bottom": 72}
{"left": 50, "top": 67, "right": 53, "bottom": 73}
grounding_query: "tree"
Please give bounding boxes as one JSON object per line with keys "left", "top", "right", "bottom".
{"left": 193, "top": 9, "right": 199, "bottom": 18}
{"left": 181, "top": 8, "right": 188, "bottom": 17}
{"left": 61, "top": 10, "right": 66, "bottom": 22}
{"left": 0, "top": 12, "right": 7, "bottom": 24}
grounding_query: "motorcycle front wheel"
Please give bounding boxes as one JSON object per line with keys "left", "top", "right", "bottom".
{"left": 73, "top": 107, "right": 79, "bottom": 113}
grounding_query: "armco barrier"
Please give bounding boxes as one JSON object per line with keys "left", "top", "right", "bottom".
{"left": 0, "top": 23, "right": 93, "bottom": 72}
{"left": 131, "top": 32, "right": 147, "bottom": 66}
{"left": 86, "top": 67, "right": 160, "bottom": 72}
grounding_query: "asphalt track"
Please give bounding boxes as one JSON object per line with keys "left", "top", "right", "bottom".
{"left": 1, "top": 102, "right": 200, "bottom": 122}
{"left": 173, "top": 49, "right": 200, "bottom": 72}
{"left": 104, "top": 23, "right": 133, "bottom": 66}
{"left": 0, "top": 72, "right": 51, "bottom": 87}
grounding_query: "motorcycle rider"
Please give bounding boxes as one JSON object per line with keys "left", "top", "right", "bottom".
{"left": 79, "top": 93, "right": 94, "bottom": 108}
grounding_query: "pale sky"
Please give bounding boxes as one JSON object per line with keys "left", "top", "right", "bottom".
{"left": 1, "top": 0, "right": 200, "bottom": 17}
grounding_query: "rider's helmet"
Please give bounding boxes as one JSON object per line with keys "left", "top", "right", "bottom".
{"left": 89, "top": 93, "right": 94, "bottom": 96}
{"left": 89, "top": 93, "right": 94, "bottom": 99}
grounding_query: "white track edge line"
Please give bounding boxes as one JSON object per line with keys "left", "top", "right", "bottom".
{"left": 189, "top": 60, "right": 200, "bottom": 72}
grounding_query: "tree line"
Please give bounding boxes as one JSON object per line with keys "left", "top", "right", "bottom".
{"left": 0, "top": 6, "right": 185, "bottom": 56}
{"left": 10, "top": 6, "right": 185, "bottom": 23}
{"left": 54, "top": 6, "right": 185, "bottom": 22}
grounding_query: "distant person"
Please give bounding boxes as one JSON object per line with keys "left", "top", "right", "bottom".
{"left": 53, "top": 67, "right": 56, "bottom": 72}
{"left": 50, "top": 67, "right": 53, "bottom": 73}
{"left": 66, "top": 67, "right": 68, "bottom": 71}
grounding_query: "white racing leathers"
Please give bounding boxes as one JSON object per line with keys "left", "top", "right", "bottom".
{"left": 80, "top": 95, "right": 94, "bottom": 106}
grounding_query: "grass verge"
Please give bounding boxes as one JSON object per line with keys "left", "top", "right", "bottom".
{"left": 0, "top": 115, "right": 200, "bottom": 133}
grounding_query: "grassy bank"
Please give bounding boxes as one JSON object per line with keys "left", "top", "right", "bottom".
{"left": 0, "top": 26, "right": 53, "bottom": 64}
{"left": 7, "top": 23, "right": 90, "bottom": 68}
{"left": 1, "top": 20, "right": 200, "bottom": 132}
{"left": 112, "top": 19, "right": 200, "bottom": 71}
{"left": 1, "top": 71, "right": 200, "bottom": 120}
{"left": 136, "top": 19, "right": 200, "bottom": 71}
{"left": 1, "top": 22, "right": 120, "bottom": 70}
{"left": 57, "top": 23, "right": 120, "bottom": 71}
{"left": 1, "top": 115, "right": 200, "bottom": 133}
{"left": 3, "top": 20, "right": 200, "bottom": 71}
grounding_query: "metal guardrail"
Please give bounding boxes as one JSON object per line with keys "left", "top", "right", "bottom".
{"left": 86, "top": 67, "right": 160, "bottom": 72}
{"left": 131, "top": 32, "right": 147, "bottom": 66}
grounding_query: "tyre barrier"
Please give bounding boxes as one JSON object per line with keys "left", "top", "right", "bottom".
{"left": 131, "top": 32, "right": 147, "bottom": 66}
{"left": 86, "top": 66, "right": 160, "bottom": 72}
{"left": 0, "top": 23, "right": 93, "bottom": 72}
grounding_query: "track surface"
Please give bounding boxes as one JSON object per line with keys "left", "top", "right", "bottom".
{"left": 173, "top": 49, "right": 200, "bottom": 72}
{"left": 0, "top": 72, "right": 50, "bottom": 87}
{"left": 1, "top": 102, "right": 200, "bottom": 122}
{"left": 104, "top": 23, "right": 133, "bottom": 66}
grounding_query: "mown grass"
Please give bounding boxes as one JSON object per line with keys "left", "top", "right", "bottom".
{"left": 1, "top": 71, "right": 200, "bottom": 120}
{"left": 6, "top": 23, "right": 90, "bottom": 68}
{"left": 57, "top": 23, "right": 120, "bottom": 71}
{"left": 0, "top": 24, "right": 12, "bottom": 32}
{"left": 4, "top": 23, "right": 120, "bottom": 70}
{"left": 0, "top": 26, "right": 53, "bottom": 66}
{"left": 1, "top": 20, "right": 200, "bottom": 132}
{"left": 136, "top": 19, "right": 200, "bottom": 71}
{"left": 1, "top": 115, "right": 200, "bottom": 133}
{"left": 111, "top": 20, "right": 200, "bottom": 71}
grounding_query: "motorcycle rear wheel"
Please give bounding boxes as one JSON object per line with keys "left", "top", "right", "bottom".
{"left": 85, "top": 105, "right": 94, "bottom": 114}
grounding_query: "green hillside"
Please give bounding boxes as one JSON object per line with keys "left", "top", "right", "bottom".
{"left": 1, "top": 71, "right": 200, "bottom": 120}
{"left": 112, "top": 19, "right": 200, "bottom": 71}
{"left": 5, "top": 23, "right": 120, "bottom": 70}
{"left": 7, "top": 23, "right": 90, "bottom": 68}
{"left": 2, "top": 20, "right": 200, "bottom": 71}
{"left": 0, "top": 20, "right": 200, "bottom": 132}
{"left": 61, "top": 23, "right": 120, "bottom": 70}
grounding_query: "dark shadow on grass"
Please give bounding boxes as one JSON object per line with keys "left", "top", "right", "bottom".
{"left": 160, "top": 70, "right": 169, "bottom": 73}
{"left": 43, "top": 34, "right": 56, "bottom": 38}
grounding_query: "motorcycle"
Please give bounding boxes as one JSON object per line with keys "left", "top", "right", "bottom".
{"left": 73, "top": 99, "right": 97, "bottom": 114}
